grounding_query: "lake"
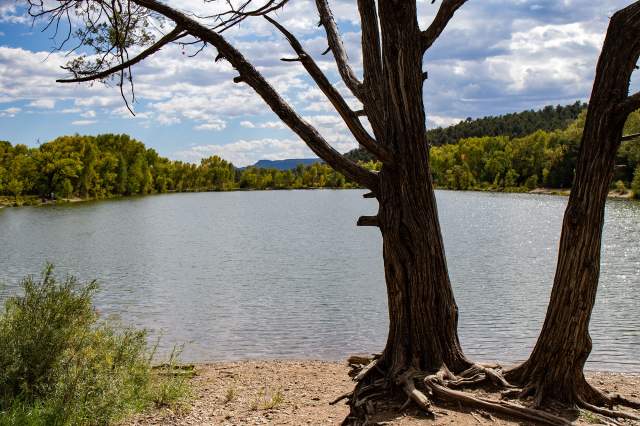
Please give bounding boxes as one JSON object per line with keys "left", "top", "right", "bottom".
{"left": 0, "top": 190, "right": 638, "bottom": 371}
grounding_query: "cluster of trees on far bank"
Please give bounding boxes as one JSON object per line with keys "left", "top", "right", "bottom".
{"left": 0, "top": 134, "right": 357, "bottom": 202}
{"left": 430, "top": 109, "right": 640, "bottom": 194}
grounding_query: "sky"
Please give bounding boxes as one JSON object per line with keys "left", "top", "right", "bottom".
{"left": 0, "top": 0, "right": 636, "bottom": 166}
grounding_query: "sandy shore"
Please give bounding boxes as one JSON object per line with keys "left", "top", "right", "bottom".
{"left": 124, "top": 360, "right": 640, "bottom": 425}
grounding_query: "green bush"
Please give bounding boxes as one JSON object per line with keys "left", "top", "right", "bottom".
{"left": 0, "top": 265, "right": 189, "bottom": 425}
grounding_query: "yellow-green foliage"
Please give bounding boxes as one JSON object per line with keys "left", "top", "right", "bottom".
{"left": 0, "top": 265, "right": 189, "bottom": 426}
{"left": 430, "top": 110, "right": 640, "bottom": 192}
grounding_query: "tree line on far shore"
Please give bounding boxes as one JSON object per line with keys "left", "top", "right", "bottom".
{"left": 1, "top": 103, "right": 640, "bottom": 202}
{"left": 430, "top": 109, "right": 640, "bottom": 195}
{"left": 0, "top": 134, "right": 359, "bottom": 202}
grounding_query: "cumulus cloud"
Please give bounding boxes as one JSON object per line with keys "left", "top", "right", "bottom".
{"left": 29, "top": 99, "right": 56, "bottom": 109}
{"left": 176, "top": 138, "right": 315, "bottom": 166}
{"left": 0, "top": 106, "right": 20, "bottom": 117}
{"left": 1, "top": 0, "right": 637, "bottom": 161}
{"left": 240, "top": 120, "right": 286, "bottom": 129}
{"left": 0, "top": 0, "right": 28, "bottom": 23}
{"left": 194, "top": 119, "right": 226, "bottom": 131}
{"left": 71, "top": 119, "right": 96, "bottom": 126}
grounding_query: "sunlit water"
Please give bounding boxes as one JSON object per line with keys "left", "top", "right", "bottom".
{"left": 0, "top": 190, "right": 638, "bottom": 371}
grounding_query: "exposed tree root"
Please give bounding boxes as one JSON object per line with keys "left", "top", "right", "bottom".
{"left": 578, "top": 397, "right": 640, "bottom": 421}
{"left": 340, "top": 358, "right": 577, "bottom": 426}
{"left": 397, "top": 368, "right": 433, "bottom": 415}
{"left": 608, "top": 393, "right": 640, "bottom": 410}
{"left": 504, "top": 368, "right": 640, "bottom": 423}
{"left": 425, "top": 377, "right": 571, "bottom": 425}
{"left": 448, "top": 363, "right": 515, "bottom": 389}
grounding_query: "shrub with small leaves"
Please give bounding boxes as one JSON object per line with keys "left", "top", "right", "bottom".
{"left": 0, "top": 265, "right": 189, "bottom": 425}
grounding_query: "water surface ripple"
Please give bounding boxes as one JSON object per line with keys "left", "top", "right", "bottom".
{"left": 0, "top": 190, "right": 638, "bottom": 371}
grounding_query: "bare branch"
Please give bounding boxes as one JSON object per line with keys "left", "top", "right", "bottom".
{"left": 357, "top": 0, "right": 383, "bottom": 92}
{"left": 265, "top": 15, "right": 392, "bottom": 163}
{"left": 355, "top": 0, "right": 387, "bottom": 138}
{"left": 57, "top": 26, "right": 186, "bottom": 83}
{"left": 421, "top": 0, "right": 467, "bottom": 53}
{"left": 132, "top": 0, "right": 379, "bottom": 191}
{"left": 315, "top": 0, "right": 363, "bottom": 99}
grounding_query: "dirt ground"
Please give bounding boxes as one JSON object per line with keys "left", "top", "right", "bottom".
{"left": 124, "top": 360, "right": 640, "bottom": 426}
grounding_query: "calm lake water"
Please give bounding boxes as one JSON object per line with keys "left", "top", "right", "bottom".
{"left": 0, "top": 190, "right": 638, "bottom": 371}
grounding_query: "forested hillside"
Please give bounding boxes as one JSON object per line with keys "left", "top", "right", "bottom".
{"left": 345, "top": 102, "right": 586, "bottom": 162}
{"left": 430, "top": 109, "right": 640, "bottom": 194}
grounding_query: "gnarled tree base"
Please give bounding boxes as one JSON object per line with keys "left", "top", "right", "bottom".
{"left": 504, "top": 366, "right": 640, "bottom": 425}
{"left": 340, "top": 356, "right": 579, "bottom": 426}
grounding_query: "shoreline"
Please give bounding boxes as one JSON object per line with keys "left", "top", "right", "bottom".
{"left": 2, "top": 186, "right": 638, "bottom": 210}
{"left": 124, "top": 360, "right": 640, "bottom": 425}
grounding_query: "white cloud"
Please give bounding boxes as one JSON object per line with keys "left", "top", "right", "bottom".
{"left": 81, "top": 110, "right": 96, "bottom": 118}
{"left": 0, "top": 106, "right": 20, "bottom": 117}
{"left": 428, "top": 115, "right": 463, "bottom": 128}
{"left": 71, "top": 120, "right": 96, "bottom": 126}
{"left": 175, "top": 138, "right": 315, "bottom": 166}
{"left": 194, "top": 119, "right": 226, "bottom": 131}
{"left": 157, "top": 114, "right": 181, "bottom": 126}
{"left": 0, "top": 0, "right": 28, "bottom": 24}
{"left": 28, "top": 98, "right": 55, "bottom": 109}
{"left": 240, "top": 120, "right": 286, "bottom": 129}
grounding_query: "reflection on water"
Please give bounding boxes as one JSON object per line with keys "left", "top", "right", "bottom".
{"left": 0, "top": 190, "right": 638, "bottom": 371}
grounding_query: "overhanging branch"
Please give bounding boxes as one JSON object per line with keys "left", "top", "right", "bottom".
{"left": 131, "top": 0, "right": 379, "bottom": 192}
{"left": 315, "top": 0, "right": 363, "bottom": 100}
{"left": 421, "top": 0, "right": 467, "bottom": 53}
{"left": 265, "top": 15, "right": 392, "bottom": 164}
{"left": 57, "top": 26, "right": 186, "bottom": 83}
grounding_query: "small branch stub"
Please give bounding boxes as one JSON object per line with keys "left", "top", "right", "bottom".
{"left": 621, "top": 132, "right": 640, "bottom": 141}
{"left": 357, "top": 215, "right": 379, "bottom": 227}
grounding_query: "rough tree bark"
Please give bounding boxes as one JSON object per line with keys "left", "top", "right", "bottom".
{"left": 506, "top": 1, "right": 640, "bottom": 417}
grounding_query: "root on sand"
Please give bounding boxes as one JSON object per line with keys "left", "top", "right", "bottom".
{"left": 339, "top": 356, "right": 640, "bottom": 426}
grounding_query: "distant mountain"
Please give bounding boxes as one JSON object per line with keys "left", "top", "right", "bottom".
{"left": 249, "top": 158, "right": 321, "bottom": 170}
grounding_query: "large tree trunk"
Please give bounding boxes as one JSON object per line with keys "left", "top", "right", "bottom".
{"left": 376, "top": 142, "right": 469, "bottom": 378}
{"left": 506, "top": 3, "right": 640, "bottom": 408}
{"left": 374, "top": 0, "right": 469, "bottom": 377}
{"left": 343, "top": 7, "right": 471, "bottom": 423}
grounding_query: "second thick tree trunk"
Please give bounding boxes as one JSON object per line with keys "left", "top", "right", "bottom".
{"left": 506, "top": 4, "right": 640, "bottom": 406}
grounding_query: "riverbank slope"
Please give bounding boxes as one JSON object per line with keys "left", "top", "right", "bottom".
{"left": 123, "top": 360, "right": 639, "bottom": 426}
